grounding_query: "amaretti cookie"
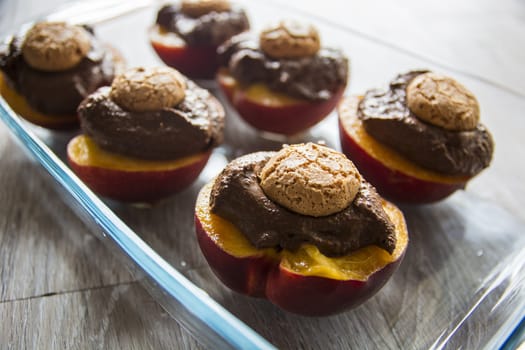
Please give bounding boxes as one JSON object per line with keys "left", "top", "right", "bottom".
{"left": 67, "top": 66, "right": 224, "bottom": 202}
{"left": 150, "top": 0, "right": 249, "bottom": 79}
{"left": 217, "top": 20, "right": 349, "bottom": 136}
{"left": 338, "top": 70, "right": 494, "bottom": 203}
{"left": 195, "top": 143, "right": 408, "bottom": 316}
{"left": 0, "top": 21, "right": 124, "bottom": 129}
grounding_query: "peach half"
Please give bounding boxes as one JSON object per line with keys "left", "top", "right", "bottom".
{"left": 149, "top": 25, "right": 219, "bottom": 80}
{"left": 217, "top": 69, "right": 344, "bottom": 136}
{"left": 338, "top": 96, "right": 469, "bottom": 203}
{"left": 67, "top": 135, "right": 210, "bottom": 202}
{"left": 195, "top": 181, "right": 408, "bottom": 316}
{"left": 0, "top": 74, "right": 78, "bottom": 129}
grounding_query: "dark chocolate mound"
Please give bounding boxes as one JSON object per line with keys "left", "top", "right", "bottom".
{"left": 358, "top": 71, "right": 494, "bottom": 177}
{"left": 156, "top": 4, "right": 249, "bottom": 46}
{"left": 78, "top": 80, "right": 224, "bottom": 160}
{"left": 217, "top": 34, "right": 348, "bottom": 102}
{"left": 0, "top": 27, "right": 119, "bottom": 116}
{"left": 210, "top": 152, "right": 396, "bottom": 257}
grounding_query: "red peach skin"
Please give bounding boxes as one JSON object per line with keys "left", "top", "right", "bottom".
{"left": 68, "top": 135, "right": 211, "bottom": 202}
{"left": 265, "top": 258, "right": 402, "bottom": 316}
{"left": 150, "top": 26, "right": 219, "bottom": 80}
{"left": 217, "top": 69, "right": 345, "bottom": 135}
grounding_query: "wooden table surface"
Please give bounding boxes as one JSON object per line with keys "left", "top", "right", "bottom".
{"left": 1, "top": 0, "right": 525, "bottom": 349}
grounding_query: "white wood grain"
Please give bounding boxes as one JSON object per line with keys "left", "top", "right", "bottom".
{"left": 273, "top": 0, "right": 525, "bottom": 96}
{"left": 0, "top": 134, "right": 133, "bottom": 302}
{"left": 0, "top": 282, "right": 202, "bottom": 349}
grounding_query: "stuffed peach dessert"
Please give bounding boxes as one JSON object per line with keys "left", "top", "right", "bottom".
{"left": 150, "top": 0, "right": 249, "bottom": 80}
{"left": 338, "top": 70, "right": 494, "bottom": 203}
{"left": 0, "top": 21, "right": 124, "bottom": 129}
{"left": 67, "top": 66, "right": 224, "bottom": 202}
{"left": 217, "top": 20, "right": 349, "bottom": 136}
{"left": 195, "top": 143, "right": 408, "bottom": 316}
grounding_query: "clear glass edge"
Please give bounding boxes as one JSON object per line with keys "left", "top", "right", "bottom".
{"left": 501, "top": 317, "right": 525, "bottom": 350}
{"left": 425, "top": 244, "right": 525, "bottom": 350}
{"left": 0, "top": 98, "right": 276, "bottom": 350}
{"left": 1, "top": 0, "right": 524, "bottom": 348}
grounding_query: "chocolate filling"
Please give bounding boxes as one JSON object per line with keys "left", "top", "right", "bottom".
{"left": 210, "top": 152, "right": 396, "bottom": 257}
{"left": 78, "top": 80, "right": 224, "bottom": 160}
{"left": 358, "top": 71, "right": 494, "bottom": 177}
{"left": 0, "top": 27, "right": 119, "bottom": 116}
{"left": 217, "top": 34, "right": 348, "bottom": 102}
{"left": 156, "top": 4, "right": 249, "bottom": 47}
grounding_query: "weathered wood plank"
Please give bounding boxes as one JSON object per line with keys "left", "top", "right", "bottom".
{"left": 0, "top": 282, "right": 202, "bottom": 350}
{"left": 0, "top": 136, "right": 132, "bottom": 302}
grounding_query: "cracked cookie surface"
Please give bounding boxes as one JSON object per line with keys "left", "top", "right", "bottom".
{"left": 259, "top": 143, "right": 360, "bottom": 217}
{"left": 21, "top": 22, "right": 91, "bottom": 72}
{"left": 109, "top": 66, "right": 186, "bottom": 112}
{"left": 180, "top": 0, "right": 231, "bottom": 17}
{"left": 259, "top": 20, "right": 320, "bottom": 59}
{"left": 407, "top": 72, "right": 480, "bottom": 131}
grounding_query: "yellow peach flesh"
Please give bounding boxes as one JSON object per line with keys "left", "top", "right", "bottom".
{"left": 68, "top": 134, "right": 208, "bottom": 172}
{"left": 196, "top": 181, "right": 408, "bottom": 281}
{"left": 218, "top": 69, "right": 301, "bottom": 107}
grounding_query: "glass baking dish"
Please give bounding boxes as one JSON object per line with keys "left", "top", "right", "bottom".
{"left": 1, "top": 1, "right": 524, "bottom": 348}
